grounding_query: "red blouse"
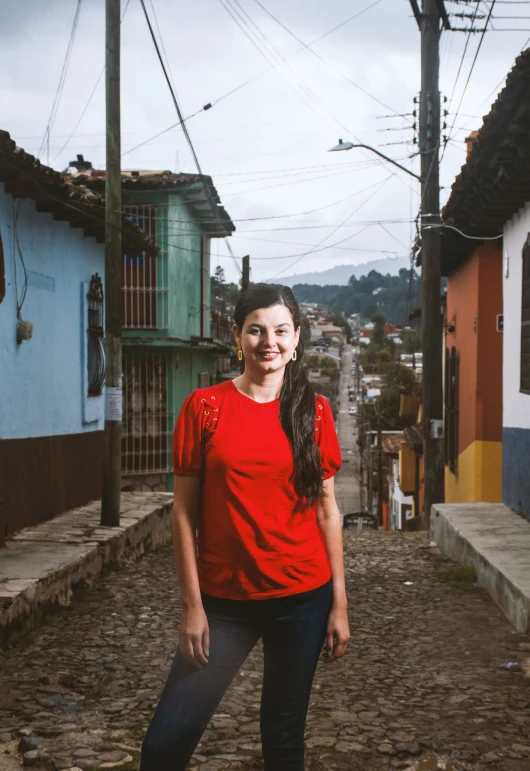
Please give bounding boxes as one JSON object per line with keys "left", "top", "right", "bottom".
{"left": 172, "top": 379, "right": 341, "bottom": 600}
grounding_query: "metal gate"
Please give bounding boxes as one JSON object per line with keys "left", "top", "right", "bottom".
{"left": 121, "top": 353, "right": 174, "bottom": 475}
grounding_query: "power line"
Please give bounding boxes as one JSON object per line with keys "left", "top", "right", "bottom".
{"left": 265, "top": 174, "right": 393, "bottom": 282}
{"left": 123, "top": 0, "right": 391, "bottom": 160}
{"left": 139, "top": 0, "right": 237, "bottom": 264}
{"left": 38, "top": 0, "right": 83, "bottom": 164}
{"left": 52, "top": 0, "right": 132, "bottom": 164}
{"left": 216, "top": 0, "right": 340, "bottom": 134}
{"left": 445, "top": 0, "right": 497, "bottom": 149}
{"left": 253, "top": 0, "right": 402, "bottom": 117}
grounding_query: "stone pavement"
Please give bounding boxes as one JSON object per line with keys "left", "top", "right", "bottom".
{"left": 0, "top": 493, "right": 173, "bottom": 647}
{"left": 1, "top": 532, "right": 530, "bottom": 771}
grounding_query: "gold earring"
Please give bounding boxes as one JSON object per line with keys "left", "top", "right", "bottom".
{"left": 238, "top": 348, "right": 243, "bottom": 361}
{"left": 292, "top": 350, "right": 297, "bottom": 361}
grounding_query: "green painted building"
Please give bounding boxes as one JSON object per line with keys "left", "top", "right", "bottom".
{"left": 85, "top": 170, "right": 235, "bottom": 492}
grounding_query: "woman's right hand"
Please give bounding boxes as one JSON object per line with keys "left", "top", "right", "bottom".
{"left": 179, "top": 604, "right": 210, "bottom": 668}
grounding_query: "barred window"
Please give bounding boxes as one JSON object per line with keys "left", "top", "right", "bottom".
{"left": 521, "top": 236, "right": 530, "bottom": 395}
{"left": 87, "top": 273, "right": 105, "bottom": 396}
{"left": 444, "top": 346, "right": 459, "bottom": 473}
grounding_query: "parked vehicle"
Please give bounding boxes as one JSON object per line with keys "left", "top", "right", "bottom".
{"left": 348, "top": 405, "right": 357, "bottom": 415}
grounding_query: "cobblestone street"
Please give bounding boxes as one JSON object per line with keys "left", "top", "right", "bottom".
{"left": 1, "top": 531, "right": 530, "bottom": 771}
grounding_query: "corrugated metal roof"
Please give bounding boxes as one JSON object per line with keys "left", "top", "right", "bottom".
{"left": 441, "top": 48, "right": 530, "bottom": 274}
{"left": 70, "top": 169, "right": 235, "bottom": 238}
{"left": 0, "top": 130, "right": 157, "bottom": 256}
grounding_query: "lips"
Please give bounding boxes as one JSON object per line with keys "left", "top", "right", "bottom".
{"left": 260, "top": 351, "right": 280, "bottom": 360}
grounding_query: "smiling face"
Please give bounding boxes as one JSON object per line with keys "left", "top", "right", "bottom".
{"left": 233, "top": 304, "right": 301, "bottom": 375}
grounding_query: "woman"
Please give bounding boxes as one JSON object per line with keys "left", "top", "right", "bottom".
{"left": 140, "top": 283, "right": 350, "bottom": 771}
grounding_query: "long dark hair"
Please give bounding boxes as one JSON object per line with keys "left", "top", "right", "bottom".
{"left": 234, "top": 283, "right": 323, "bottom": 505}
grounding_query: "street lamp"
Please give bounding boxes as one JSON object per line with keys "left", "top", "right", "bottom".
{"left": 328, "top": 139, "right": 422, "bottom": 181}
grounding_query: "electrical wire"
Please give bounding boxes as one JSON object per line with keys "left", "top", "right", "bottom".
{"left": 217, "top": 0, "right": 340, "bottom": 135}
{"left": 52, "top": 0, "right": 132, "bottom": 164}
{"left": 265, "top": 175, "right": 393, "bottom": 282}
{"left": 253, "top": 0, "right": 401, "bottom": 117}
{"left": 139, "top": 0, "right": 240, "bottom": 266}
{"left": 426, "top": 223, "right": 503, "bottom": 239}
{"left": 38, "top": 0, "right": 83, "bottom": 163}
{"left": 446, "top": 0, "right": 497, "bottom": 150}
{"left": 123, "top": 0, "right": 392, "bottom": 160}
{"left": 441, "top": 1, "right": 483, "bottom": 165}
{"left": 11, "top": 199, "right": 28, "bottom": 317}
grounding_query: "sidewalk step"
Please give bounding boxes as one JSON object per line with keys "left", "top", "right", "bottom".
{"left": 0, "top": 492, "right": 173, "bottom": 647}
{"left": 431, "top": 502, "right": 530, "bottom": 632}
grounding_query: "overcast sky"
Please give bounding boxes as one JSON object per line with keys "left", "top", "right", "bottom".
{"left": 2, "top": 0, "right": 529, "bottom": 283}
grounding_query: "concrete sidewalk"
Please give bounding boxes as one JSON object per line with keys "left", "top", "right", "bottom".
{"left": 431, "top": 502, "right": 530, "bottom": 632}
{"left": 0, "top": 492, "right": 173, "bottom": 646}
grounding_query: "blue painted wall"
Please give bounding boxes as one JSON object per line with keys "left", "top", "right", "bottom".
{"left": 0, "top": 183, "right": 105, "bottom": 440}
{"left": 503, "top": 427, "right": 530, "bottom": 522}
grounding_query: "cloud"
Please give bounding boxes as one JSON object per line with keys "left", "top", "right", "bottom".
{"left": 2, "top": 0, "right": 529, "bottom": 282}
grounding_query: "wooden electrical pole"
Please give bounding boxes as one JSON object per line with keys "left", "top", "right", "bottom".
{"left": 101, "top": 0, "right": 122, "bottom": 527}
{"left": 376, "top": 420, "right": 383, "bottom": 528}
{"left": 410, "top": 0, "right": 446, "bottom": 524}
{"left": 242, "top": 255, "right": 250, "bottom": 291}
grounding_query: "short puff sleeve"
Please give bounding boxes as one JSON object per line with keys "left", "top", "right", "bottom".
{"left": 172, "top": 391, "right": 205, "bottom": 477}
{"left": 316, "top": 395, "right": 342, "bottom": 480}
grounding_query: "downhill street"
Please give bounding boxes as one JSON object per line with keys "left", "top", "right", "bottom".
{"left": 334, "top": 344, "right": 361, "bottom": 519}
{"left": 0, "top": 359, "right": 529, "bottom": 771}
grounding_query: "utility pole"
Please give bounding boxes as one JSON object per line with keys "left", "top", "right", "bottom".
{"left": 410, "top": 0, "right": 446, "bottom": 524}
{"left": 376, "top": 420, "right": 383, "bottom": 528}
{"left": 242, "top": 255, "right": 250, "bottom": 292}
{"left": 101, "top": 0, "right": 122, "bottom": 527}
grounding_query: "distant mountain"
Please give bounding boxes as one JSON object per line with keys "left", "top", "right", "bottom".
{"left": 279, "top": 257, "right": 409, "bottom": 288}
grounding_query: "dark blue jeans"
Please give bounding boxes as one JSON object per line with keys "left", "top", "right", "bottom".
{"left": 140, "top": 580, "right": 332, "bottom": 771}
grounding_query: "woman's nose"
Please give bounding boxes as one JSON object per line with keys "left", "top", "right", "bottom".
{"left": 264, "top": 330, "right": 276, "bottom": 347}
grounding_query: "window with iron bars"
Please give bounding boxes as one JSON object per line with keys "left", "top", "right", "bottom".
{"left": 122, "top": 205, "right": 168, "bottom": 330}
{"left": 521, "top": 236, "right": 530, "bottom": 395}
{"left": 444, "top": 346, "right": 459, "bottom": 473}
{"left": 87, "top": 273, "right": 105, "bottom": 396}
{"left": 121, "top": 353, "right": 174, "bottom": 475}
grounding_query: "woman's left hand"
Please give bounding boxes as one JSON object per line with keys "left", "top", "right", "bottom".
{"left": 324, "top": 605, "right": 350, "bottom": 663}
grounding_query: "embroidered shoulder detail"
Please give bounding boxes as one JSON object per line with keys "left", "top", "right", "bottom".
{"left": 315, "top": 397, "right": 324, "bottom": 435}
{"left": 200, "top": 395, "right": 219, "bottom": 440}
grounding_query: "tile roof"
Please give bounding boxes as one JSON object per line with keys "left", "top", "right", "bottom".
{"left": 0, "top": 131, "right": 157, "bottom": 256}
{"left": 382, "top": 434, "right": 404, "bottom": 455}
{"left": 70, "top": 169, "right": 235, "bottom": 238}
{"left": 441, "top": 48, "right": 530, "bottom": 274}
{"left": 404, "top": 424, "right": 423, "bottom": 454}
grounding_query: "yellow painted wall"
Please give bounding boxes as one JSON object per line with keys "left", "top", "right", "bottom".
{"left": 445, "top": 440, "right": 502, "bottom": 503}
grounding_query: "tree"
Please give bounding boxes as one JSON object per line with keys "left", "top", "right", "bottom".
{"left": 301, "top": 318, "right": 311, "bottom": 345}
{"left": 371, "top": 313, "right": 387, "bottom": 348}
{"left": 214, "top": 265, "right": 226, "bottom": 287}
{"left": 401, "top": 326, "right": 422, "bottom": 354}
{"left": 327, "top": 314, "right": 353, "bottom": 342}
{"left": 376, "top": 362, "right": 418, "bottom": 429}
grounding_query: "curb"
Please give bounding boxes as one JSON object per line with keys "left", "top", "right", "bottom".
{"left": 0, "top": 492, "right": 173, "bottom": 647}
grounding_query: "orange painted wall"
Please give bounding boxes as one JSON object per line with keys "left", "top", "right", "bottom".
{"left": 446, "top": 253, "right": 479, "bottom": 455}
{"left": 476, "top": 248, "right": 503, "bottom": 442}
{"left": 445, "top": 244, "right": 502, "bottom": 455}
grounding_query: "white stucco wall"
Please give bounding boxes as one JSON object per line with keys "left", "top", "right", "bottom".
{"left": 0, "top": 183, "right": 105, "bottom": 440}
{"left": 389, "top": 458, "right": 413, "bottom": 530}
{"left": 503, "top": 203, "right": 530, "bottom": 431}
